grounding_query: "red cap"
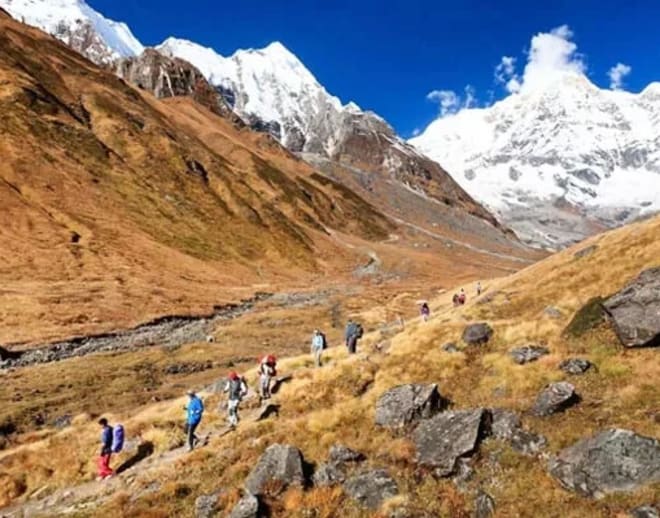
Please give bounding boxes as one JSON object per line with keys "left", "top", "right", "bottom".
{"left": 229, "top": 371, "right": 239, "bottom": 380}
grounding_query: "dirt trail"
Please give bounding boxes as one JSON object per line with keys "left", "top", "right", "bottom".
{"left": 0, "top": 293, "right": 272, "bottom": 369}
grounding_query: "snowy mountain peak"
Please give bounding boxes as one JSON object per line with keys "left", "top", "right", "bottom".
{"left": 0, "top": 0, "right": 143, "bottom": 63}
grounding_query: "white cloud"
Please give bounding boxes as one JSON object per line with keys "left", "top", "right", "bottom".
{"left": 608, "top": 62, "right": 631, "bottom": 90}
{"left": 494, "top": 56, "right": 521, "bottom": 93}
{"left": 427, "top": 85, "right": 478, "bottom": 117}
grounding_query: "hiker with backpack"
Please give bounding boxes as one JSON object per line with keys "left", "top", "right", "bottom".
{"left": 311, "top": 329, "right": 326, "bottom": 367}
{"left": 223, "top": 371, "right": 248, "bottom": 429}
{"left": 97, "top": 418, "right": 114, "bottom": 480}
{"left": 476, "top": 282, "right": 482, "bottom": 296}
{"left": 420, "top": 302, "right": 431, "bottom": 322}
{"left": 259, "top": 355, "right": 277, "bottom": 400}
{"left": 345, "top": 319, "right": 363, "bottom": 354}
{"left": 458, "top": 289, "right": 466, "bottom": 305}
{"left": 184, "top": 390, "right": 204, "bottom": 451}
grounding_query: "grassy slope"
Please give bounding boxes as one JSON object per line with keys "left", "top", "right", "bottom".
{"left": 1, "top": 216, "right": 657, "bottom": 516}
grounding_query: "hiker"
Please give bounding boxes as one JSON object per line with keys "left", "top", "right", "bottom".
{"left": 184, "top": 390, "right": 204, "bottom": 451}
{"left": 97, "top": 418, "right": 114, "bottom": 480}
{"left": 420, "top": 302, "right": 430, "bottom": 322}
{"left": 311, "top": 329, "right": 326, "bottom": 367}
{"left": 476, "top": 282, "right": 482, "bottom": 296}
{"left": 452, "top": 293, "right": 459, "bottom": 307}
{"left": 345, "top": 319, "right": 363, "bottom": 354}
{"left": 259, "top": 355, "right": 277, "bottom": 400}
{"left": 458, "top": 289, "right": 466, "bottom": 305}
{"left": 224, "top": 371, "right": 248, "bottom": 428}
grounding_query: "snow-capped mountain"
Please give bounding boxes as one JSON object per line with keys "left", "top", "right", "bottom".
{"left": 410, "top": 72, "right": 660, "bottom": 248}
{"left": 157, "top": 38, "right": 360, "bottom": 155}
{"left": 0, "top": 0, "right": 143, "bottom": 64}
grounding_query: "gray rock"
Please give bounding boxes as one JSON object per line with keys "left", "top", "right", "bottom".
{"left": 574, "top": 245, "right": 598, "bottom": 259}
{"left": 229, "top": 493, "right": 260, "bottom": 518}
{"left": 630, "top": 505, "right": 659, "bottom": 518}
{"left": 603, "top": 267, "right": 660, "bottom": 348}
{"left": 452, "top": 458, "right": 475, "bottom": 490}
{"left": 559, "top": 358, "right": 592, "bottom": 375}
{"left": 490, "top": 409, "right": 521, "bottom": 440}
{"left": 442, "top": 342, "right": 459, "bottom": 353}
{"left": 509, "top": 345, "right": 550, "bottom": 364}
{"left": 474, "top": 490, "right": 495, "bottom": 518}
{"left": 462, "top": 323, "right": 494, "bottom": 345}
{"left": 544, "top": 306, "right": 563, "bottom": 319}
{"left": 329, "top": 444, "right": 364, "bottom": 464}
{"left": 313, "top": 462, "right": 346, "bottom": 487}
{"left": 195, "top": 493, "right": 219, "bottom": 518}
{"left": 343, "top": 469, "right": 399, "bottom": 509}
{"left": 52, "top": 414, "right": 72, "bottom": 429}
{"left": 531, "top": 382, "right": 579, "bottom": 417}
{"left": 413, "top": 409, "right": 487, "bottom": 477}
{"left": 548, "top": 429, "right": 660, "bottom": 497}
{"left": 375, "top": 384, "right": 445, "bottom": 429}
{"left": 244, "top": 444, "right": 305, "bottom": 496}
{"left": 510, "top": 429, "right": 548, "bottom": 456}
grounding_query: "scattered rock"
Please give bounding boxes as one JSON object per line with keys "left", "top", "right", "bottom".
{"left": 509, "top": 345, "right": 550, "bottom": 364}
{"left": 164, "top": 361, "right": 213, "bottom": 375}
{"left": 244, "top": 444, "right": 305, "bottom": 496}
{"left": 329, "top": 444, "right": 365, "bottom": 464}
{"left": 490, "top": 409, "right": 521, "bottom": 441}
{"left": 452, "top": 458, "right": 475, "bottom": 490}
{"left": 474, "top": 490, "right": 495, "bottom": 518}
{"left": 313, "top": 462, "right": 346, "bottom": 487}
{"left": 544, "top": 306, "right": 563, "bottom": 319}
{"left": 630, "top": 505, "right": 659, "bottom": 518}
{"left": 548, "top": 429, "right": 660, "bottom": 497}
{"left": 375, "top": 384, "right": 445, "bottom": 430}
{"left": 442, "top": 343, "right": 459, "bottom": 353}
{"left": 195, "top": 493, "right": 219, "bottom": 518}
{"left": 343, "top": 469, "right": 399, "bottom": 509}
{"left": 413, "top": 409, "right": 488, "bottom": 477}
{"left": 564, "top": 297, "right": 605, "bottom": 338}
{"left": 510, "top": 429, "right": 548, "bottom": 456}
{"left": 559, "top": 358, "right": 592, "bottom": 375}
{"left": 603, "top": 267, "right": 660, "bottom": 348}
{"left": 229, "top": 493, "right": 260, "bottom": 518}
{"left": 52, "top": 414, "right": 72, "bottom": 429}
{"left": 462, "top": 323, "right": 494, "bottom": 345}
{"left": 574, "top": 244, "right": 598, "bottom": 259}
{"left": 531, "top": 382, "right": 579, "bottom": 417}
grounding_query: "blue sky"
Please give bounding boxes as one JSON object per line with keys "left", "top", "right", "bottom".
{"left": 93, "top": 0, "right": 660, "bottom": 137}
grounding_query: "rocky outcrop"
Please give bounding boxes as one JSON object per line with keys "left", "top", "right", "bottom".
{"left": 462, "top": 324, "right": 494, "bottom": 346}
{"left": 509, "top": 345, "right": 549, "bottom": 364}
{"left": 603, "top": 267, "right": 660, "bottom": 348}
{"left": 375, "top": 384, "right": 445, "bottom": 430}
{"left": 548, "top": 429, "right": 660, "bottom": 497}
{"left": 343, "top": 469, "right": 399, "bottom": 509}
{"left": 244, "top": 444, "right": 305, "bottom": 496}
{"left": 229, "top": 493, "right": 260, "bottom": 518}
{"left": 413, "top": 409, "right": 489, "bottom": 477}
{"left": 531, "top": 382, "right": 579, "bottom": 417}
{"left": 559, "top": 358, "right": 592, "bottom": 375}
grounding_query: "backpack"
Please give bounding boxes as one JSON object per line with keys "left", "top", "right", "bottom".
{"left": 355, "top": 324, "right": 364, "bottom": 338}
{"left": 111, "top": 424, "right": 125, "bottom": 453}
{"left": 321, "top": 332, "right": 328, "bottom": 350}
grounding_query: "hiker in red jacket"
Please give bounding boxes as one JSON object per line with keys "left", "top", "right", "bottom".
{"left": 97, "top": 418, "right": 114, "bottom": 480}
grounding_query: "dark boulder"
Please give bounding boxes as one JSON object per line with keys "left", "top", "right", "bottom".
{"left": 603, "top": 267, "right": 660, "bottom": 348}
{"left": 343, "top": 469, "right": 399, "bottom": 509}
{"left": 229, "top": 493, "right": 260, "bottom": 518}
{"left": 244, "top": 444, "right": 305, "bottom": 496}
{"left": 548, "top": 429, "right": 660, "bottom": 497}
{"left": 474, "top": 490, "right": 495, "bottom": 518}
{"left": 564, "top": 297, "right": 605, "bottom": 338}
{"left": 559, "top": 358, "right": 592, "bottom": 375}
{"left": 375, "top": 384, "right": 445, "bottom": 430}
{"left": 462, "top": 324, "right": 494, "bottom": 345}
{"left": 413, "top": 409, "right": 488, "bottom": 477}
{"left": 630, "top": 505, "right": 659, "bottom": 518}
{"left": 531, "top": 382, "right": 579, "bottom": 417}
{"left": 509, "top": 345, "right": 550, "bottom": 364}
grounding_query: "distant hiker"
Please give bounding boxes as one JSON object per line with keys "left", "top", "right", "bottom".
{"left": 259, "top": 355, "right": 277, "bottom": 400}
{"left": 420, "top": 302, "right": 431, "bottom": 322}
{"left": 476, "top": 282, "right": 482, "bottom": 296}
{"left": 97, "top": 418, "right": 114, "bottom": 480}
{"left": 184, "top": 390, "right": 204, "bottom": 451}
{"left": 458, "top": 289, "right": 466, "bottom": 305}
{"left": 345, "top": 319, "right": 363, "bottom": 354}
{"left": 311, "top": 329, "right": 326, "bottom": 367}
{"left": 452, "top": 293, "right": 459, "bottom": 307}
{"left": 224, "top": 371, "right": 248, "bottom": 428}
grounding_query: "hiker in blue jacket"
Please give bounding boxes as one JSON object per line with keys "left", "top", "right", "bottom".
{"left": 184, "top": 390, "right": 204, "bottom": 451}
